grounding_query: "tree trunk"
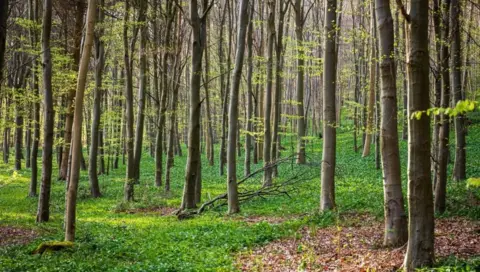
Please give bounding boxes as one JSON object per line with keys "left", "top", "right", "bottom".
{"left": 227, "top": 0, "right": 249, "bottom": 214}
{"left": 59, "top": 0, "right": 85, "bottom": 181}
{"left": 376, "top": 0, "right": 407, "bottom": 246}
{"left": 88, "top": 0, "right": 105, "bottom": 198}
{"left": 320, "top": 0, "right": 338, "bottom": 211}
{"left": 262, "top": 0, "right": 275, "bottom": 187}
{"left": 65, "top": 0, "right": 96, "bottom": 242}
{"left": 28, "top": 0, "right": 40, "bottom": 197}
{"left": 362, "top": 1, "right": 377, "bottom": 158}
{"left": 294, "top": 0, "right": 306, "bottom": 164}
{"left": 244, "top": 2, "right": 254, "bottom": 177}
{"left": 36, "top": 0, "right": 54, "bottom": 223}
{"left": 133, "top": 0, "right": 148, "bottom": 183}
{"left": 181, "top": 0, "right": 208, "bottom": 210}
{"left": 451, "top": 0, "right": 465, "bottom": 181}
{"left": 403, "top": 0, "right": 435, "bottom": 269}
{"left": 435, "top": 0, "right": 451, "bottom": 214}
{"left": 123, "top": 0, "right": 135, "bottom": 201}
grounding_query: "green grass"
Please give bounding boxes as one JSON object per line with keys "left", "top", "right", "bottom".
{"left": 0, "top": 113, "right": 479, "bottom": 271}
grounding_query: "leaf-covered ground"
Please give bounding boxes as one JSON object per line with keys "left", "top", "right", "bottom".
{"left": 0, "top": 113, "right": 479, "bottom": 271}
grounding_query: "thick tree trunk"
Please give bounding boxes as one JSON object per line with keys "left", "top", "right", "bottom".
{"left": 36, "top": 0, "right": 54, "bottom": 223}
{"left": 227, "top": 0, "right": 249, "bottom": 214}
{"left": 451, "top": 0, "right": 466, "bottom": 181}
{"left": 320, "top": 0, "right": 338, "bottom": 211}
{"left": 435, "top": 0, "right": 451, "bottom": 214}
{"left": 88, "top": 0, "right": 105, "bottom": 198}
{"left": 65, "top": 0, "right": 96, "bottom": 242}
{"left": 403, "top": 0, "right": 435, "bottom": 269}
{"left": 376, "top": 0, "right": 407, "bottom": 246}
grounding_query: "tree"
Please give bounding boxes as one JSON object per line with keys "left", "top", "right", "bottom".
{"left": 65, "top": 0, "right": 97, "bottom": 242}
{"left": 375, "top": 0, "right": 407, "bottom": 246}
{"left": 320, "top": 0, "right": 338, "bottom": 211}
{"left": 451, "top": 0, "right": 465, "bottom": 181}
{"left": 226, "top": 0, "right": 250, "bottom": 214}
{"left": 262, "top": 0, "right": 275, "bottom": 187}
{"left": 28, "top": 0, "right": 40, "bottom": 197}
{"left": 244, "top": 1, "right": 254, "bottom": 177}
{"left": 133, "top": 0, "right": 147, "bottom": 183}
{"left": 294, "top": 0, "right": 306, "bottom": 164}
{"left": 435, "top": 0, "right": 451, "bottom": 214}
{"left": 181, "top": 0, "right": 211, "bottom": 210}
{"left": 36, "top": 0, "right": 54, "bottom": 223}
{"left": 401, "top": 0, "right": 435, "bottom": 269}
{"left": 89, "top": 0, "right": 105, "bottom": 198}
{"left": 0, "top": 0, "right": 7, "bottom": 81}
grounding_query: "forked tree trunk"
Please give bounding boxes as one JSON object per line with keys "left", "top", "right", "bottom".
{"left": 320, "top": 0, "right": 338, "bottom": 211}
{"left": 226, "top": 0, "right": 249, "bottom": 214}
{"left": 403, "top": 0, "right": 435, "bottom": 269}
{"left": 65, "top": 0, "right": 96, "bottom": 242}
{"left": 375, "top": 0, "right": 407, "bottom": 246}
{"left": 36, "top": 0, "right": 54, "bottom": 223}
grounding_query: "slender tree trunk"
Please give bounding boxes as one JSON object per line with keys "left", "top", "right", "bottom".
{"left": 133, "top": 0, "right": 147, "bottom": 183}
{"left": 362, "top": 1, "right": 377, "bottom": 157}
{"left": 181, "top": 0, "right": 208, "bottom": 210}
{"left": 29, "top": 0, "right": 40, "bottom": 197}
{"left": 204, "top": 27, "right": 214, "bottom": 167}
{"left": 88, "top": 0, "right": 105, "bottom": 198}
{"left": 435, "top": 0, "right": 451, "bottom": 214}
{"left": 227, "top": 0, "right": 249, "bottom": 214}
{"left": 376, "top": 0, "right": 407, "bottom": 246}
{"left": 123, "top": 0, "right": 135, "bottom": 201}
{"left": 244, "top": 2, "right": 254, "bottom": 177}
{"left": 320, "top": 0, "right": 338, "bottom": 211}
{"left": 65, "top": 0, "right": 96, "bottom": 241}
{"left": 36, "top": 0, "right": 54, "bottom": 223}
{"left": 403, "top": 0, "right": 435, "bottom": 269}
{"left": 451, "top": 0, "right": 465, "bottom": 181}
{"left": 294, "top": 0, "right": 306, "bottom": 164}
{"left": 59, "top": 0, "right": 85, "bottom": 181}
{"left": 219, "top": 0, "right": 231, "bottom": 176}
{"left": 262, "top": 0, "right": 275, "bottom": 187}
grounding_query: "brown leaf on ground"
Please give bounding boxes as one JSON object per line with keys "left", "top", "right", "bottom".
{"left": 236, "top": 216, "right": 480, "bottom": 271}
{"left": 0, "top": 226, "right": 38, "bottom": 247}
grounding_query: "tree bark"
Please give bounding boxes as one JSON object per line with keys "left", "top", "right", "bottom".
{"left": 375, "top": 0, "right": 407, "bottom": 246}
{"left": 451, "top": 0, "right": 465, "bottom": 181}
{"left": 181, "top": 0, "right": 209, "bottom": 210}
{"left": 435, "top": 0, "right": 451, "bottom": 215}
{"left": 65, "top": 0, "right": 96, "bottom": 242}
{"left": 244, "top": 1, "right": 254, "bottom": 177}
{"left": 36, "top": 0, "right": 54, "bottom": 223}
{"left": 262, "top": 0, "right": 275, "bottom": 187}
{"left": 320, "top": 0, "right": 338, "bottom": 211}
{"left": 227, "top": 0, "right": 249, "bottom": 214}
{"left": 88, "top": 0, "right": 105, "bottom": 198}
{"left": 403, "top": 0, "right": 435, "bottom": 269}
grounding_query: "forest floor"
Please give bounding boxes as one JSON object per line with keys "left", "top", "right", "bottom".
{"left": 1, "top": 113, "right": 480, "bottom": 271}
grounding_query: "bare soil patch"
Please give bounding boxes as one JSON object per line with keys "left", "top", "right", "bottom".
{"left": 0, "top": 226, "right": 38, "bottom": 247}
{"left": 236, "top": 217, "right": 480, "bottom": 271}
{"left": 124, "top": 206, "right": 177, "bottom": 216}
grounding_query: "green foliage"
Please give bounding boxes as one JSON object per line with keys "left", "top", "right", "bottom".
{"left": 411, "top": 100, "right": 478, "bottom": 120}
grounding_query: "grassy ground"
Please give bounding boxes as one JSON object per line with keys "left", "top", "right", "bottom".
{"left": 0, "top": 113, "right": 479, "bottom": 271}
